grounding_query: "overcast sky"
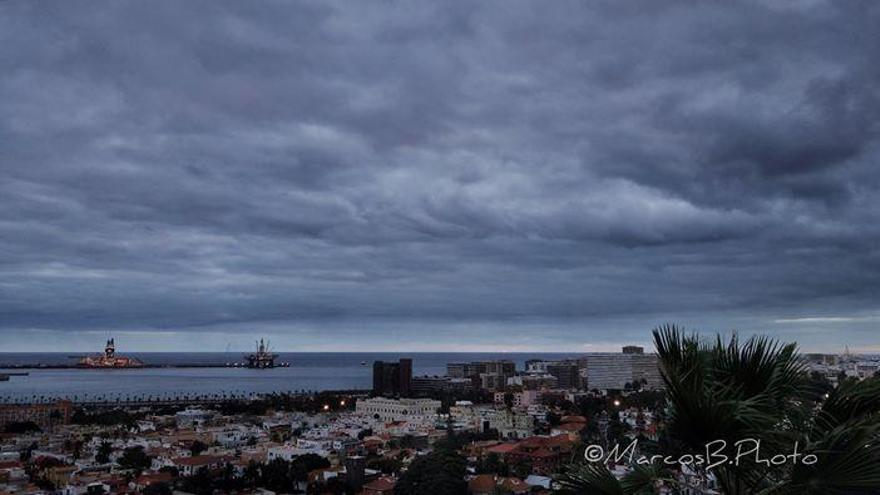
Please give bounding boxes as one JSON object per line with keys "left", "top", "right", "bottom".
{"left": 1, "top": 1, "right": 878, "bottom": 352}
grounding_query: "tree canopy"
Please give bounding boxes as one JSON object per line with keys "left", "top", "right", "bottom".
{"left": 394, "top": 444, "right": 467, "bottom": 495}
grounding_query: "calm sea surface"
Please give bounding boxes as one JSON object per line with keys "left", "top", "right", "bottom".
{"left": 0, "top": 352, "right": 574, "bottom": 401}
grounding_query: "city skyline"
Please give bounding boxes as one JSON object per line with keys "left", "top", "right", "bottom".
{"left": 1, "top": 319, "right": 876, "bottom": 355}
{"left": 2, "top": 2, "right": 879, "bottom": 352}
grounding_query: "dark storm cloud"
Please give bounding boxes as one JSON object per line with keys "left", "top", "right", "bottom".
{"left": 1, "top": 0, "right": 879, "bottom": 350}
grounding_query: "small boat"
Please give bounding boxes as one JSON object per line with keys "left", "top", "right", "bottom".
{"left": 361, "top": 361, "right": 367, "bottom": 366}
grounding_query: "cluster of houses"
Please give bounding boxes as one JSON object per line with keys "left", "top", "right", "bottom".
{"left": 0, "top": 392, "right": 663, "bottom": 495}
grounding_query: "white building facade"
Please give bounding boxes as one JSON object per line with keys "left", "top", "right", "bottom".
{"left": 355, "top": 397, "right": 440, "bottom": 422}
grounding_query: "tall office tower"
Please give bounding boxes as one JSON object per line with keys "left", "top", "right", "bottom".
{"left": 547, "top": 362, "right": 581, "bottom": 390}
{"left": 372, "top": 358, "right": 413, "bottom": 396}
{"left": 485, "top": 360, "right": 516, "bottom": 376}
{"left": 398, "top": 358, "right": 412, "bottom": 396}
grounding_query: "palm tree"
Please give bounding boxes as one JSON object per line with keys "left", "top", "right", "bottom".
{"left": 557, "top": 324, "right": 880, "bottom": 494}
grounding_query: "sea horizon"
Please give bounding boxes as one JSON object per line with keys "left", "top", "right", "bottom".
{"left": 3, "top": 349, "right": 876, "bottom": 402}
{"left": 0, "top": 351, "right": 576, "bottom": 401}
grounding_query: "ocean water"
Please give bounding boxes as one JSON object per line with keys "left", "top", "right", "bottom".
{"left": 0, "top": 352, "right": 574, "bottom": 401}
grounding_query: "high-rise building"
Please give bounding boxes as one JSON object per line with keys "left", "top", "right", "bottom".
{"left": 447, "top": 360, "right": 515, "bottom": 378}
{"left": 507, "top": 374, "right": 558, "bottom": 390}
{"left": 525, "top": 359, "right": 551, "bottom": 373}
{"left": 447, "top": 362, "right": 483, "bottom": 378}
{"left": 479, "top": 372, "right": 508, "bottom": 391}
{"left": 582, "top": 350, "right": 662, "bottom": 391}
{"left": 547, "top": 362, "right": 581, "bottom": 390}
{"left": 411, "top": 376, "right": 450, "bottom": 394}
{"left": 484, "top": 360, "right": 516, "bottom": 376}
{"left": 446, "top": 359, "right": 516, "bottom": 391}
{"left": 410, "top": 375, "right": 474, "bottom": 395}
{"left": 372, "top": 358, "right": 413, "bottom": 397}
{"left": 399, "top": 358, "right": 412, "bottom": 395}
{"left": 631, "top": 354, "right": 662, "bottom": 389}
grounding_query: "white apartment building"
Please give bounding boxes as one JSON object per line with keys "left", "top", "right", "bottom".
{"left": 449, "top": 404, "right": 534, "bottom": 439}
{"left": 355, "top": 397, "right": 441, "bottom": 422}
{"left": 583, "top": 353, "right": 662, "bottom": 391}
{"left": 175, "top": 408, "right": 213, "bottom": 428}
{"left": 268, "top": 440, "right": 331, "bottom": 461}
{"left": 211, "top": 427, "right": 251, "bottom": 448}
{"left": 493, "top": 390, "right": 542, "bottom": 408}
{"left": 506, "top": 374, "right": 558, "bottom": 390}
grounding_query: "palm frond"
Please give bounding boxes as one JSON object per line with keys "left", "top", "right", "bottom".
{"left": 620, "top": 463, "right": 669, "bottom": 494}
{"left": 562, "top": 325, "right": 880, "bottom": 495}
{"left": 814, "top": 378, "right": 880, "bottom": 434}
{"left": 556, "top": 462, "right": 625, "bottom": 495}
{"left": 787, "top": 419, "right": 880, "bottom": 494}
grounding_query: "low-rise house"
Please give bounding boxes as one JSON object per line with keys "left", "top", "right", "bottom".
{"left": 212, "top": 428, "right": 250, "bottom": 448}
{"left": 360, "top": 476, "right": 396, "bottom": 495}
{"left": 44, "top": 465, "right": 78, "bottom": 489}
{"left": 133, "top": 471, "right": 175, "bottom": 492}
{"left": 175, "top": 409, "right": 213, "bottom": 429}
{"left": 468, "top": 474, "right": 496, "bottom": 495}
{"left": 170, "top": 454, "right": 229, "bottom": 476}
{"left": 136, "top": 420, "right": 156, "bottom": 432}
{"left": 504, "top": 435, "right": 575, "bottom": 476}
{"left": 524, "top": 474, "right": 552, "bottom": 491}
{"left": 0, "top": 461, "right": 26, "bottom": 482}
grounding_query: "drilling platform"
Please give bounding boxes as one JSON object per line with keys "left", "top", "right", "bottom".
{"left": 243, "top": 339, "right": 288, "bottom": 368}
{"left": 77, "top": 338, "right": 144, "bottom": 368}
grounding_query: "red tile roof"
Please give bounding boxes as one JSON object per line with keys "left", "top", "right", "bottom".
{"left": 136, "top": 472, "right": 174, "bottom": 485}
{"left": 361, "top": 476, "right": 396, "bottom": 492}
{"left": 517, "top": 437, "right": 548, "bottom": 448}
{"left": 468, "top": 474, "right": 496, "bottom": 494}
{"left": 486, "top": 443, "right": 518, "bottom": 455}
{"left": 560, "top": 415, "right": 587, "bottom": 424}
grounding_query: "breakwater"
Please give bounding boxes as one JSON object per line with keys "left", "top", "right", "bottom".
{"left": 0, "top": 363, "right": 285, "bottom": 370}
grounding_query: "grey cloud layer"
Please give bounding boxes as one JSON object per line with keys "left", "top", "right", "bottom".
{"left": 1, "top": 1, "right": 878, "bottom": 348}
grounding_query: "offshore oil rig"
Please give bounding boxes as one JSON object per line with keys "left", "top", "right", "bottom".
{"left": 242, "top": 339, "right": 289, "bottom": 368}
{"left": 77, "top": 338, "right": 144, "bottom": 368}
